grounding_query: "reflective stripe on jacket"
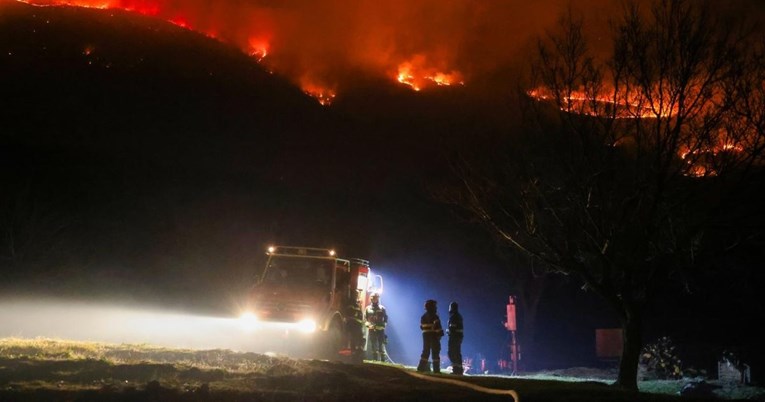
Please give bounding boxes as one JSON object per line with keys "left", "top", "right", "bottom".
{"left": 365, "top": 304, "right": 387, "bottom": 330}
{"left": 420, "top": 311, "right": 444, "bottom": 335}
{"left": 448, "top": 311, "right": 464, "bottom": 335}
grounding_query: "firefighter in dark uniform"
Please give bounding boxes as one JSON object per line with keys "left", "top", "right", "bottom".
{"left": 447, "top": 301, "right": 464, "bottom": 375}
{"left": 344, "top": 289, "right": 365, "bottom": 362}
{"left": 417, "top": 299, "right": 444, "bottom": 373}
{"left": 365, "top": 292, "right": 388, "bottom": 362}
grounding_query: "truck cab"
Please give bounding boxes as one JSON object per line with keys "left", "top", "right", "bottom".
{"left": 241, "top": 245, "right": 382, "bottom": 360}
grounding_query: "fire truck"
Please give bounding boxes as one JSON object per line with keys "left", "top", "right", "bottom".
{"left": 240, "top": 245, "right": 383, "bottom": 360}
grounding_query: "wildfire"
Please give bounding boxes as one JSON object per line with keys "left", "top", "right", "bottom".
{"left": 425, "top": 71, "right": 463, "bottom": 87}
{"left": 529, "top": 85, "right": 750, "bottom": 177}
{"left": 397, "top": 63, "right": 420, "bottom": 91}
{"left": 247, "top": 37, "right": 269, "bottom": 62}
{"left": 527, "top": 86, "right": 674, "bottom": 119}
{"left": 18, "top": 0, "right": 112, "bottom": 9}
{"left": 14, "top": 0, "right": 477, "bottom": 104}
{"left": 122, "top": 3, "right": 159, "bottom": 16}
{"left": 168, "top": 16, "right": 189, "bottom": 29}
{"left": 301, "top": 81, "right": 336, "bottom": 106}
{"left": 395, "top": 57, "right": 464, "bottom": 92}
{"left": 17, "top": 0, "right": 162, "bottom": 14}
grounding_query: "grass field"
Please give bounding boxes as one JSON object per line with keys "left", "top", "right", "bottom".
{"left": 1, "top": 337, "right": 763, "bottom": 401}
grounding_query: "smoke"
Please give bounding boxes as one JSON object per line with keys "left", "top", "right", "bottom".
{"left": 21, "top": 0, "right": 624, "bottom": 92}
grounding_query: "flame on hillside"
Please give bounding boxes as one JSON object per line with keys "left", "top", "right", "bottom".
{"left": 168, "top": 16, "right": 189, "bottom": 29}
{"left": 247, "top": 37, "right": 269, "bottom": 62}
{"left": 528, "top": 86, "right": 753, "bottom": 177}
{"left": 527, "top": 86, "right": 674, "bottom": 119}
{"left": 396, "top": 57, "right": 464, "bottom": 92}
{"left": 25, "top": 0, "right": 111, "bottom": 8}
{"left": 301, "top": 80, "right": 336, "bottom": 106}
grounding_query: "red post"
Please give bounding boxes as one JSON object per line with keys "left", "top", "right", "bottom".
{"left": 505, "top": 296, "right": 520, "bottom": 374}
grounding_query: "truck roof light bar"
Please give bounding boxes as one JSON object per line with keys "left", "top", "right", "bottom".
{"left": 266, "top": 245, "right": 337, "bottom": 257}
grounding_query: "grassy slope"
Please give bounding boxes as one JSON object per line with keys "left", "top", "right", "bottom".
{"left": 1, "top": 338, "right": 762, "bottom": 402}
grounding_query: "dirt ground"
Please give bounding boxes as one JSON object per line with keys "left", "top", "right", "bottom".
{"left": 1, "top": 338, "right": 763, "bottom": 402}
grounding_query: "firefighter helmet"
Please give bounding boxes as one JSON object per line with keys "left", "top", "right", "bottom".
{"left": 370, "top": 292, "right": 380, "bottom": 300}
{"left": 424, "top": 299, "right": 437, "bottom": 311}
{"left": 449, "top": 301, "right": 459, "bottom": 312}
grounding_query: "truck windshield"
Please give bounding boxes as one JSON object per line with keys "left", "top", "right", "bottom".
{"left": 263, "top": 256, "right": 333, "bottom": 287}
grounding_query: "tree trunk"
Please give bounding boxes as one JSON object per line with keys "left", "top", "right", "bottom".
{"left": 518, "top": 275, "right": 546, "bottom": 370}
{"left": 614, "top": 305, "right": 642, "bottom": 391}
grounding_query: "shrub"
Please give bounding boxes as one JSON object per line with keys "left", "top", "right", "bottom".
{"left": 639, "top": 336, "right": 683, "bottom": 380}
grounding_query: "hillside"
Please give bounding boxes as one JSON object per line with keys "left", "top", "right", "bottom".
{"left": 3, "top": 1, "right": 348, "bottom": 170}
{"left": 0, "top": 1, "right": 461, "bottom": 296}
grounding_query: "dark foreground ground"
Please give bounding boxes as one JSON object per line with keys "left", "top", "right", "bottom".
{"left": 0, "top": 338, "right": 763, "bottom": 402}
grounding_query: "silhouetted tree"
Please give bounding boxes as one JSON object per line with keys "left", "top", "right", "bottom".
{"left": 442, "top": 0, "right": 763, "bottom": 390}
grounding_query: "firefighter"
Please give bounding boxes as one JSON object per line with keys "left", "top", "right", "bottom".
{"left": 417, "top": 299, "right": 444, "bottom": 373}
{"left": 364, "top": 292, "right": 388, "bottom": 362}
{"left": 447, "top": 301, "right": 464, "bottom": 375}
{"left": 345, "top": 289, "right": 365, "bottom": 361}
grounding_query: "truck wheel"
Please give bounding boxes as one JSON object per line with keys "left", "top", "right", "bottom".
{"left": 320, "top": 319, "right": 344, "bottom": 361}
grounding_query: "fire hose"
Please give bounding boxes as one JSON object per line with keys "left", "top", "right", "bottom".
{"left": 400, "top": 369, "right": 520, "bottom": 402}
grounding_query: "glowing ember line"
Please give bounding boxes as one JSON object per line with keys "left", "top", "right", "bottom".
{"left": 527, "top": 87, "right": 673, "bottom": 119}
{"left": 249, "top": 48, "right": 267, "bottom": 61}
{"left": 301, "top": 81, "right": 336, "bottom": 106}
{"left": 528, "top": 85, "right": 751, "bottom": 178}
{"left": 18, "top": 0, "right": 113, "bottom": 9}
{"left": 397, "top": 74, "right": 420, "bottom": 91}
{"left": 247, "top": 37, "right": 270, "bottom": 62}
{"left": 395, "top": 59, "right": 463, "bottom": 92}
{"left": 425, "top": 72, "right": 464, "bottom": 87}
{"left": 306, "top": 90, "right": 336, "bottom": 106}
{"left": 168, "top": 17, "right": 190, "bottom": 29}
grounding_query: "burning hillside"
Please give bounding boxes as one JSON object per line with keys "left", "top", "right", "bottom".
{"left": 526, "top": 86, "right": 674, "bottom": 120}
{"left": 0, "top": 0, "right": 340, "bottom": 175}
{"left": 526, "top": 84, "right": 757, "bottom": 178}
{"left": 8, "top": 0, "right": 633, "bottom": 104}
{"left": 12, "top": 0, "right": 477, "bottom": 102}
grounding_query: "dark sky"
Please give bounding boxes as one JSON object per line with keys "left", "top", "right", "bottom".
{"left": 2, "top": 0, "right": 764, "bottom": 374}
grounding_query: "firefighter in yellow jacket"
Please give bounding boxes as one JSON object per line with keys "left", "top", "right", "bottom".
{"left": 365, "top": 292, "right": 388, "bottom": 362}
{"left": 417, "top": 299, "right": 444, "bottom": 373}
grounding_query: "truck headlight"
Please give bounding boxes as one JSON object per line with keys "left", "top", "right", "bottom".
{"left": 239, "top": 312, "right": 259, "bottom": 330}
{"left": 297, "top": 318, "right": 317, "bottom": 333}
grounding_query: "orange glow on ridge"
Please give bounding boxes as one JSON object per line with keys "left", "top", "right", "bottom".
{"left": 301, "top": 80, "right": 336, "bottom": 106}
{"left": 168, "top": 16, "right": 189, "bottom": 29}
{"left": 527, "top": 86, "right": 675, "bottom": 119}
{"left": 395, "top": 57, "right": 464, "bottom": 92}
{"left": 528, "top": 85, "right": 754, "bottom": 177}
{"left": 397, "top": 63, "right": 420, "bottom": 91}
{"left": 247, "top": 37, "right": 269, "bottom": 62}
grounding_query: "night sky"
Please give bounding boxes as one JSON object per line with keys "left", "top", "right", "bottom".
{"left": 1, "top": 0, "right": 764, "bottom": 377}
